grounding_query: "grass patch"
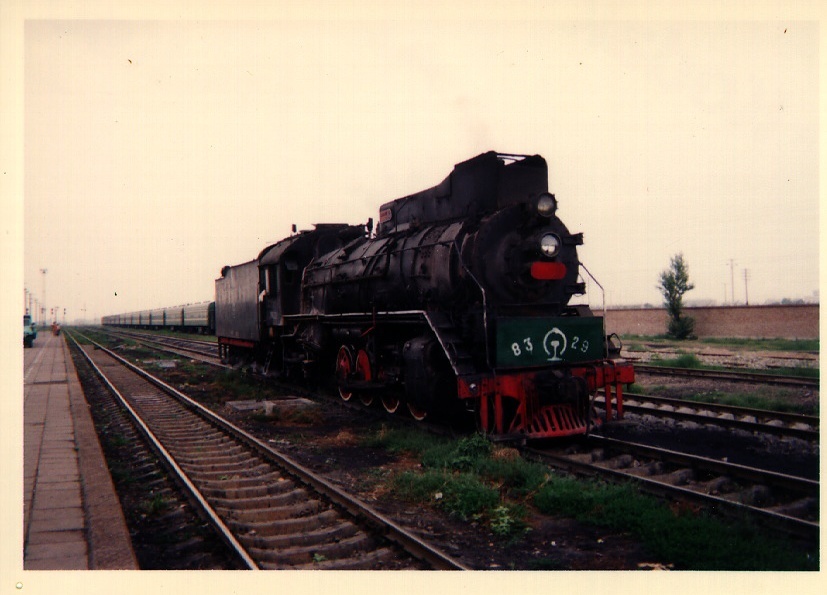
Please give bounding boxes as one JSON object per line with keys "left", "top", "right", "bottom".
{"left": 142, "top": 493, "right": 171, "bottom": 516}
{"left": 622, "top": 335, "right": 819, "bottom": 353}
{"left": 764, "top": 366, "right": 820, "bottom": 380}
{"left": 250, "top": 405, "right": 323, "bottom": 425}
{"left": 370, "top": 427, "right": 817, "bottom": 568}
{"left": 65, "top": 330, "right": 92, "bottom": 345}
{"left": 360, "top": 425, "right": 450, "bottom": 454}
{"left": 680, "top": 390, "right": 818, "bottom": 416}
{"left": 649, "top": 353, "right": 703, "bottom": 369}
{"left": 699, "top": 337, "right": 819, "bottom": 353}
{"left": 108, "top": 432, "right": 129, "bottom": 448}
{"left": 371, "top": 431, "right": 536, "bottom": 538}
{"left": 174, "top": 360, "right": 210, "bottom": 376}
{"left": 215, "top": 370, "right": 268, "bottom": 399}
{"left": 626, "top": 383, "right": 650, "bottom": 394}
{"left": 151, "top": 328, "right": 218, "bottom": 343}
{"left": 533, "top": 476, "right": 817, "bottom": 570}
{"left": 646, "top": 352, "right": 819, "bottom": 380}
{"left": 108, "top": 462, "right": 135, "bottom": 486}
{"left": 413, "top": 433, "right": 547, "bottom": 496}
{"left": 393, "top": 469, "right": 500, "bottom": 520}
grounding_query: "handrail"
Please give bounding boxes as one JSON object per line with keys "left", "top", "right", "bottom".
{"left": 453, "top": 240, "right": 491, "bottom": 368}
{"left": 578, "top": 262, "right": 607, "bottom": 354}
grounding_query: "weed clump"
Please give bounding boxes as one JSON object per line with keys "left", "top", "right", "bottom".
{"left": 379, "top": 433, "right": 540, "bottom": 538}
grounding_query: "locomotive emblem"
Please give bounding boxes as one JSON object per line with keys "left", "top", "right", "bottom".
{"left": 543, "top": 327, "right": 568, "bottom": 361}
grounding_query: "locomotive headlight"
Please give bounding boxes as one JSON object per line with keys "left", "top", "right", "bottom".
{"left": 539, "top": 233, "right": 561, "bottom": 257}
{"left": 537, "top": 192, "right": 557, "bottom": 217}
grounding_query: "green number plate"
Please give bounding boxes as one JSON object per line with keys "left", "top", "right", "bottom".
{"left": 496, "top": 317, "right": 605, "bottom": 367}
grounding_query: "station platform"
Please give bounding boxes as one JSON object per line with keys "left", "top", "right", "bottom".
{"left": 23, "top": 331, "right": 137, "bottom": 570}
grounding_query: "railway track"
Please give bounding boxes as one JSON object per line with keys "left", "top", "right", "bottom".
{"left": 66, "top": 336, "right": 246, "bottom": 569}
{"left": 633, "top": 363, "right": 819, "bottom": 389}
{"left": 92, "top": 327, "right": 818, "bottom": 444}
{"left": 95, "top": 328, "right": 224, "bottom": 367}
{"left": 596, "top": 392, "right": 819, "bottom": 441}
{"left": 69, "top": 331, "right": 466, "bottom": 570}
{"left": 525, "top": 435, "right": 819, "bottom": 542}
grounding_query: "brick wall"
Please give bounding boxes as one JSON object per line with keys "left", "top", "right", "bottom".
{"left": 604, "top": 305, "right": 819, "bottom": 340}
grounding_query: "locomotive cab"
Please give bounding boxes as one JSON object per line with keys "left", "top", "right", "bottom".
{"left": 217, "top": 223, "right": 364, "bottom": 368}
{"left": 259, "top": 223, "right": 365, "bottom": 329}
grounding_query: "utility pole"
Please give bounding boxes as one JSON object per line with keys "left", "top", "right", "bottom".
{"left": 40, "top": 268, "right": 47, "bottom": 324}
{"left": 743, "top": 269, "right": 751, "bottom": 306}
{"left": 727, "top": 259, "right": 736, "bottom": 304}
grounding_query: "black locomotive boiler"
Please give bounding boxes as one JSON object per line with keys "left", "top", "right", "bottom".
{"left": 216, "top": 152, "right": 633, "bottom": 439}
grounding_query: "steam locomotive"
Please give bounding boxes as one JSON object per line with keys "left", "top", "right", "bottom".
{"left": 215, "top": 152, "right": 633, "bottom": 439}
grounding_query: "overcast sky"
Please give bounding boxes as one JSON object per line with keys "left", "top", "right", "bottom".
{"left": 9, "top": 3, "right": 822, "bottom": 324}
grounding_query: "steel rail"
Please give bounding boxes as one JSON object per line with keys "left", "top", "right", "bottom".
{"left": 523, "top": 436, "right": 819, "bottom": 541}
{"left": 587, "top": 436, "right": 818, "bottom": 494}
{"left": 615, "top": 392, "right": 819, "bottom": 427}
{"left": 97, "top": 325, "right": 217, "bottom": 345}
{"left": 95, "top": 327, "right": 227, "bottom": 368}
{"left": 73, "top": 331, "right": 468, "bottom": 570}
{"left": 102, "top": 327, "right": 219, "bottom": 354}
{"left": 633, "top": 363, "right": 819, "bottom": 388}
{"left": 66, "top": 332, "right": 260, "bottom": 569}
{"left": 595, "top": 393, "right": 819, "bottom": 441}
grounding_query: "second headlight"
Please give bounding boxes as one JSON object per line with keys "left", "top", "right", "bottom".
{"left": 540, "top": 233, "right": 561, "bottom": 257}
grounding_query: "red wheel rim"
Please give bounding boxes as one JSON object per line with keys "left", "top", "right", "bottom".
{"left": 355, "top": 349, "right": 374, "bottom": 406}
{"left": 407, "top": 402, "right": 428, "bottom": 421}
{"left": 335, "top": 345, "right": 354, "bottom": 402}
{"left": 381, "top": 394, "right": 401, "bottom": 414}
